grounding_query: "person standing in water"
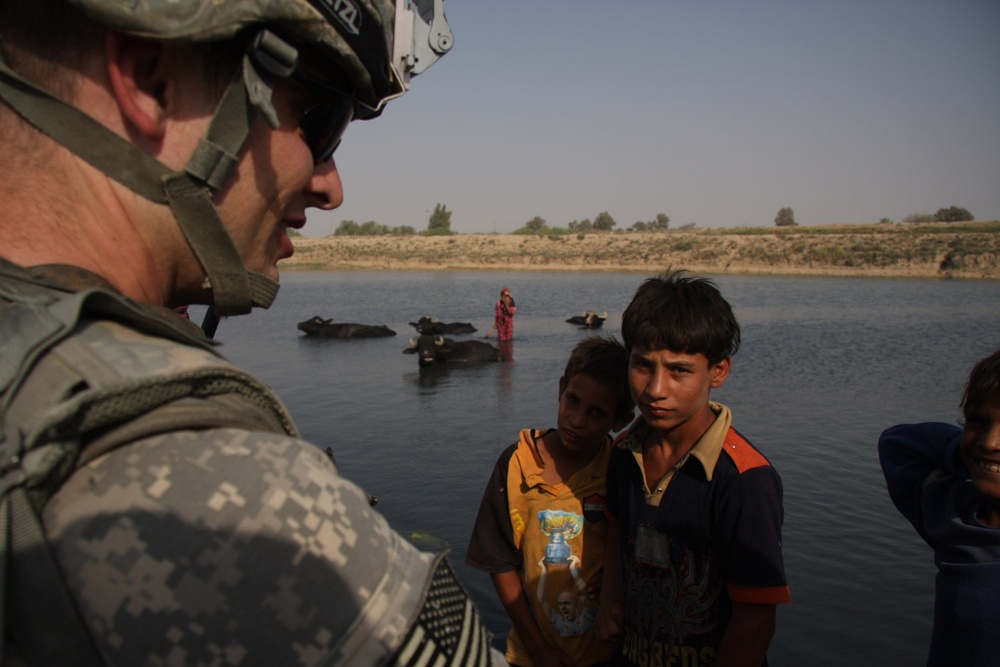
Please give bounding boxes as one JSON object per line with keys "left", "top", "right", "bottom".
{"left": 487, "top": 288, "right": 517, "bottom": 340}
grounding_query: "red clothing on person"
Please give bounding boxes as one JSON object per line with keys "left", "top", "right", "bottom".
{"left": 494, "top": 299, "right": 516, "bottom": 340}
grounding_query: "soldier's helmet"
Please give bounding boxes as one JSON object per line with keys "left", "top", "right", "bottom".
{"left": 64, "top": 0, "right": 453, "bottom": 119}
{"left": 0, "top": 0, "right": 452, "bottom": 319}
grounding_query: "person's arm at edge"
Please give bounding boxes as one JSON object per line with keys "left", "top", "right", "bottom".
{"left": 595, "top": 518, "right": 624, "bottom": 642}
{"left": 491, "top": 570, "right": 578, "bottom": 667}
{"left": 711, "top": 602, "right": 776, "bottom": 667}
{"left": 878, "top": 422, "right": 964, "bottom": 528}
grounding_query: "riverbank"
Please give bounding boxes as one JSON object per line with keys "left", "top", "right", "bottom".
{"left": 283, "top": 221, "right": 1000, "bottom": 279}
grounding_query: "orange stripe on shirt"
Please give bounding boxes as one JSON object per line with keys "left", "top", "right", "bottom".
{"left": 728, "top": 582, "right": 792, "bottom": 605}
{"left": 723, "top": 429, "right": 771, "bottom": 473}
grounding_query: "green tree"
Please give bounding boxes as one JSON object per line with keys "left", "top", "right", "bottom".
{"left": 934, "top": 206, "right": 974, "bottom": 222}
{"left": 525, "top": 216, "right": 546, "bottom": 232}
{"left": 426, "top": 203, "right": 453, "bottom": 235}
{"left": 568, "top": 219, "right": 592, "bottom": 233}
{"left": 334, "top": 219, "right": 360, "bottom": 236}
{"left": 592, "top": 211, "right": 617, "bottom": 231}
{"left": 632, "top": 213, "right": 670, "bottom": 232}
{"left": 774, "top": 207, "right": 797, "bottom": 227}
{"left": 359, "top": 220, "right": 388, "bottom": 235}
{"left": 391, "top": 225, "right": 416, "bottom": 236}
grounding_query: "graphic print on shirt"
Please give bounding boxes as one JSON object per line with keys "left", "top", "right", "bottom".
{"left": 539, "top": 510, "right": 583, "bottom": 564}
{"left": 582, "top": 493, "right": 605, "bottom": 523}
{"left": 623, "top": 529, "right": 723, "bottom": 661}
{"left": 536, "top": 509, "right": 597, "bottom": 637}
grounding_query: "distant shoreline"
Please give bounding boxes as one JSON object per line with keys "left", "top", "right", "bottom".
{"left": 282, "top": 222, "right": 1000, "bottom": 280}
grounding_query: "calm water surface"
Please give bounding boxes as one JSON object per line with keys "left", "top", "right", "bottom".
{"left": 204, "top": 270, "right": 1000, "bottom": 666}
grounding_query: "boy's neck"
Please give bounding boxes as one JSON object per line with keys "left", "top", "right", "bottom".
{"left": 536, "top": 430, "right": 603, "bottom": 485}
{"left": 643, "top": 404, "right": 719, "bottom": 467}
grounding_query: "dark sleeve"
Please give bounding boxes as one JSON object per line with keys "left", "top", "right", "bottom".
{"left": 466, "top": 444, "right": 520, "bottom": 573}
{"left": 878, "top": 422, "right": 965, "bottom": 534}
{"left": 605, "top": 447, "right": 626, "bottom": 523}
{"left": 715, "top": 465, "right": 791, "bottom": 604}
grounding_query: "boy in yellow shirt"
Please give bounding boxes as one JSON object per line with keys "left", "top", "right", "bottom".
{"left": 467, "top": 337, "right": 635, "bottom": 666}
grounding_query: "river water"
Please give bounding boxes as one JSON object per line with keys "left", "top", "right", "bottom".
{"left": 201, "top": 270, "right": 999, "bottom": 666}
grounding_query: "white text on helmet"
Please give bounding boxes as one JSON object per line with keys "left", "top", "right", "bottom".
{"left": 315, "top": 0, "right": 362, "bottom": 36}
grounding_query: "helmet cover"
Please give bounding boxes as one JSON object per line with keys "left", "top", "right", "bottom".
{"left": 62, "top": 0, "right": 401, "bottom": 111}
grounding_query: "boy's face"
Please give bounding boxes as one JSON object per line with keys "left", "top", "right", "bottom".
{"left": 628, "top": 346, "right": 730, "bottom": 440}
{"left": 960, "top": 393, "right": 1000, "bottom": 504}
{"left": 556, "top": 372, "right": 623, "bottom": 455}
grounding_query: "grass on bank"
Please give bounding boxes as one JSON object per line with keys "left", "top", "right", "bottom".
{"left": 701, "top": 220, "right": 1000, "bottom": 236}
{"left": 288, "top": 220, "right": 1000, "bottom": 278}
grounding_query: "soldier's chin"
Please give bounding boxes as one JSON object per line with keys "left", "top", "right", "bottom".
{"left": 255, "top": 259, "right": 282, "bottom": 283}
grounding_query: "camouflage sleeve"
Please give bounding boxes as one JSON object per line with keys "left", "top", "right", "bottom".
{"left": 43, "top": 428, "right": 493, "bottom": 666}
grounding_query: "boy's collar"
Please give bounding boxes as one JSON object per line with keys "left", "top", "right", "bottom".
{"left": 687, "top": 402, "right": 731, "bottom": 481}
{"left": 617, "top": 402, "right": 731, "bottom": 481}
{"left": 515, "top": 428, "right": 612, "bottom": 488}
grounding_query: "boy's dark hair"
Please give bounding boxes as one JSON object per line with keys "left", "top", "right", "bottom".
{"left": 962, "top": 348, "right": 1000, "bottom": 416}
{"left": 562, "top": 336, "right": 634, "bottom": 417}
{"left": 621, "top": 269, "right": 740, "bottom": 364}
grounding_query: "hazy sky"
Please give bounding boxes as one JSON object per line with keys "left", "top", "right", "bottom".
{"left": 309, "top": 0, "right": 999, "bottom": 236}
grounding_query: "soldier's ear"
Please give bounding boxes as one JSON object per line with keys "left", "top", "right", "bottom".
{"left": 104, "top": 31, "right": 170, "bottom": 142}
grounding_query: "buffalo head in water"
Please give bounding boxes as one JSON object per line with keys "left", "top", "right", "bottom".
{"left": 403, "top": 334, "right": 502, "bottom": 366}
{"left": 298, "top": 316, "right": 396, "bottom": 338}
{"left": 566, "top": 311, "right": 608, "bottom": 329}
{"left": 409, "top": 316, "right": 477, "bottom": 335}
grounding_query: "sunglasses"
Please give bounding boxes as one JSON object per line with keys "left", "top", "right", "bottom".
{"left": 290, "top": 69, "right": 370, "bottom": 163}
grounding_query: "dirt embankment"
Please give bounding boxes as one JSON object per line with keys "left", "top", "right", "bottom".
{"left": 283, "top": 222, "right": 1000, "bottom": 280}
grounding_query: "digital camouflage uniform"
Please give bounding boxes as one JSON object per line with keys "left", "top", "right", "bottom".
{"left": 0, "top": 259, "right": 493, "bottom": 665}
{"left": 0, "top": 0, "right": 489, "bottom": 662}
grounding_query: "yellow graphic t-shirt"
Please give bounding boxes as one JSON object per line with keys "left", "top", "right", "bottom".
{"left": 468, "top": 428, "right": 612, "bottom": 666}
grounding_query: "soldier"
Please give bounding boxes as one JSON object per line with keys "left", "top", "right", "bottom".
{"left": 0, "top": 1, "right": 496, "bottom": 664}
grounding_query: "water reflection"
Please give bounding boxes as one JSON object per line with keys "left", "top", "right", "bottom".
{"left": 407, "top": 366, "right": 449, "bottom": 390}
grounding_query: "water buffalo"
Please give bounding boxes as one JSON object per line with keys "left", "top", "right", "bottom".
{"left": 403, "top": 334, "right": 502, "bottom": 366}
{"left": 298, "top": 316, "right": 396, "bottom": 338}
{"left": 566, "top": 311, "right": 608, "bottom": 329}
{"left": 409, "top": 316, "right": 477, "bottom": 335}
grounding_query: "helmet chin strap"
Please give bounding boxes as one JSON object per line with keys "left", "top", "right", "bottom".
{"left": 0, "top": 30, "right": 294, "bottom": 324}
{"left": 165, "top": 33, "right": 295, "bottom": 318}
